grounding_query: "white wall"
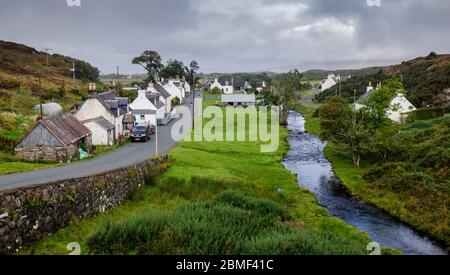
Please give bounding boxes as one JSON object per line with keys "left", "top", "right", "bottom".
{"left": 222, "top": 85, "right": 234, "bottom": 94}
{"left": 134, "top": 113, "right": 157, "bottom": 126}
{"left": 83, "top": 122, "right": 113, "bottom": 146}
{"left": 75, "top": 99, "right": 114, "bottom": 124}
{"left": 210, "top": 79, "right": 223, "bottom": 91}
{"left": 75, "top": 98, "right": 124, "bottom": 139}
{"left": 387, "top": 94, "right": 417, "bottom": 123}
{"left": 321, "top": 74, "right": 337, "bottom": 92}
{"left": 164, "top": 83, "right": 184, "bottom": 104}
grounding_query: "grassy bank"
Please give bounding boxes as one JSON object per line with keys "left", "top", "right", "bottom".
{"left": 22, "top": 103, "right": 377, "bottom": 255}
{"left": 300, "top": 106, "right": 449, "bottom": 247}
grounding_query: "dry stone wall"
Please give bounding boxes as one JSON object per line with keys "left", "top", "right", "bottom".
{"left": 0, "top": 155, "right": 168, "bottom": 255}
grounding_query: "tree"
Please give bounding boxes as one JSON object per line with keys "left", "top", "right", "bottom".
{"left": 318, "top": 96, "right": 377, "bottom": 167}
{"left": 318, "top": 96, "right": 352, "bottom": 141}
{"left": 365, "top": 77, "right": 403, "bottom": 127}
{"left": 132, "top": 50, "right": 163, "bottom": 83}
{"left": 186, "top": 60, "right": 200, "bottom": 87}
{"left": 74, "top": 59, "right": 100, "bottom": 82}
{"left": 211, "top": 87, "right": 222, "bottom": 95}
{"left": 268, "top": 69, "right": 305, "bottom": 125}
{"left": 159, "top": 59, "right": 186, "bottom": 79}
{"left": 337, "top": 112, "right": 376, "bottom": 167}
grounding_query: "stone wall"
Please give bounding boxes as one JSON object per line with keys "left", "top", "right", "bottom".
{"left": 0, "top": 155, "right": 168, "bottom": 255}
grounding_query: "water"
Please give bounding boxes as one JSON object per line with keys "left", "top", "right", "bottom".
{"left": 283, "top": 111, "right": 447, "bottom": 255}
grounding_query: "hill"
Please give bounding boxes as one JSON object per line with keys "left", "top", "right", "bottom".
{"left": 0, "top": 40, "right": 101, "bottom": 150}
{"left": 0, "top": 40, "right": 100, "bottom": 111}
{"left": 315, "top": 53, "right": 450, "bottom": 107}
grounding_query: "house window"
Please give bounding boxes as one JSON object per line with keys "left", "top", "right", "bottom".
{"left": 140, "top": 115, "right": 145, "bottom": 120}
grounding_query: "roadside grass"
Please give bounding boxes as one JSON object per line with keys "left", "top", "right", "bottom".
{"left": 22, "top": 102, "right": 373, "bottom": 255}
{"left": 0, "top": 141, "right": 129, "bottom": 176}
{"left": 0, "top": 151, "right": 61, "bottom": 175}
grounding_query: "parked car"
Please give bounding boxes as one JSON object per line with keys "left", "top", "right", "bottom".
{"left": 130, "top": 125, "right": 152, "bottom": 142}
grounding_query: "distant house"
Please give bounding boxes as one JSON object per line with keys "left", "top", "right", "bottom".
{"left": 221, "top": 94, "right": 256, "bottom": 107}
{"left": 319, "top": 74, "right": 351, "bottom": 92}
{"left": 33, "top": 103, "right": 63, "bottom": 118}
{"left": 129, "top": 89, "right": 165, "bottom": 126}
{"left": 149, "top": 83, "right": 173, "bottom": 115}
{"left": 75, "top": 91, "right": 130, "bottom": 140}
{"left": 256, "top": 81, "right": 267, "bottom": 93}
{"left": 81, "top": 117, "right": 115, "bottom": 146}
{"left": 15, "top": 113, "right": 92, "bottom": 162}
{"left": 163, "top": 79, "right": 185, "bottom": 103}
{"left": 222, "top": 81, "right": 234, "bottom": 94}
{"left": 355, "top": 83, "right": 417, "bottom": 123}
{"left": 203, "top": 80, "right": 212, "bottom": 91}
{"left": 210, "top": 79, "right": 223, "bottom": 91}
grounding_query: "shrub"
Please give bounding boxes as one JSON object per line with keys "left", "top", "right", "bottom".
{"left": 126, "top": 185, "right": 145, "bottom": 202}
{"left": 87, "top": 192, "right": 367, "bottom": 255}
{"left": 171, "top": 97, "right": 180, "bottom": 106}
{"left": 217, "top": 190, "right": 292, "bottom": 221}
{"left": 414, "top": 107, "right": 445, "bottom": 120}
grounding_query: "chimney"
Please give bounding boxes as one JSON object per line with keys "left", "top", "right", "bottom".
{"left": 138, "top": 90, "right": 146, "bottom": 98}
{"left": 147, "top": 82, "right": 154, "bottom": 91}
{"left": 176, "top": 75, "right": 180, "bottom": 81}
{"left": 88, "top": 83, "right": 97, "bottom": 99}
{"left": 367, "top": 82, "right": 374, "bottom": 93}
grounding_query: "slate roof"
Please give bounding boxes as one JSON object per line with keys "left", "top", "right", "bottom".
{"left": 145, "top": 92, "right": 165, "bottom": 109}
{"left": 132, "top": 109, "right": 157, "bottom": 115}
{"left": 96, "top": 91, "right": 128, "bottom": 117}
{"left": 356, "top": 88, "right": 375, "bottom": 104}
{"left": 154, "top": 84, "right": 171, "bottom": 98}
{"left": 82, "top": 117, "right": 115, "bottom": 131}
{"left": 222, "top": 94, "right": 256, "bottom": 103}
{"left": 97, "top": 91, "right": 118, "bottom": 101}
{"left": 23, "top": 113, "right": 92, "bottom": 147}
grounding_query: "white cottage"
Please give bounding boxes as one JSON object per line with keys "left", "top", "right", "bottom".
{"left": 75, "top": 91, "right": 129, "bottom": 140}
{"left": 149, "top": 83, "right": 173, "bottom": 115}
{"left": 210, "top": 79, "right": 223, "bottom": 91}
{"left": 355, "top": 83, "right": 416, "bottom": 123}
{"left": 164, "top": 79, "right": 185, "bottom": 104}
{"left": 129, "top": 90, "right": 165, "bottom": 126}
{"left": 222, "top": 81, "right": 234, "bottom": 94}
{"left": 320, "top": 74, "right": 338, "bottom": 92}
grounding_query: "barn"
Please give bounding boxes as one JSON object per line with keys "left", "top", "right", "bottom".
{"left": 15, "top": 113, "right": 92, "bottom": 162}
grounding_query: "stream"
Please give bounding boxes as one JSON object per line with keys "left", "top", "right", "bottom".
{"left": 283, "top": 111, "right": 447, "bottom": 255}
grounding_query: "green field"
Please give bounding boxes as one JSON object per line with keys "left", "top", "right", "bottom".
{"left": 21, "top": 101, "right": 379, "bottom": 255}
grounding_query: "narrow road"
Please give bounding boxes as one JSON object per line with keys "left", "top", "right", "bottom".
{"left": 0, "top": 92, "right": 200, "bottom": 191}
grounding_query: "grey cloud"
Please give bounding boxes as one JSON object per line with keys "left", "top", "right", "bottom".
{"left": 0, "top": 0, "right": 449, "bottom": 74}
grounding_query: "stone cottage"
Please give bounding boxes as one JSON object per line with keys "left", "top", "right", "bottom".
{"left": 14, "top": 113, "right": 92, "bottom": 162}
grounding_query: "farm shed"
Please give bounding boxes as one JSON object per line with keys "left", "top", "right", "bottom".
{"left": 15, "top": 113, "right": 92, "bottom": 162}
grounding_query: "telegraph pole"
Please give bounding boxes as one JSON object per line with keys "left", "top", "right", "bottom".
{"left": 43, "top": 48, "right": 52, "bottom": 67}
{"left": 38, "top": 71, "right": 43, "bottom": 120}
{"left": 71, "top": 60, "right": 76, "bottom": 89}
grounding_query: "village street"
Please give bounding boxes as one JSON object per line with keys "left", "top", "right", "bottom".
{"left": 0, "top": 92, "right": 200, "bottom": 191}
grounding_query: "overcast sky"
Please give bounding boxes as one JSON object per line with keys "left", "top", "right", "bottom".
{"left": 0, "top": 0, "right": 449, "bottom": 74}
